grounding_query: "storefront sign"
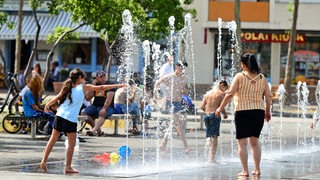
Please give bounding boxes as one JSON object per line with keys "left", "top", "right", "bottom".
{"left": 241, "top": 32, "right": 305, "bottom": 43}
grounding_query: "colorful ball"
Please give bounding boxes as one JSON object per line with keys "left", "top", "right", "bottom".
{"left": 118, "top": 145, "right": 131, "bottom": 158}
{"left": 94, "top": 154, "right": 102, "bottom": 162}
{"left": 110, "top": 152, "right": 120, "bottom": 160}
{"left": 102, "top": 153, "right": 110, "bottom": 160}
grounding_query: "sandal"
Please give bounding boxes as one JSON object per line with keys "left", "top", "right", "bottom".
{"left": 86, "top": 130, "right": 97, "bottom": 136}
{"left": 97, "top": 131, "right": 104, "bottom": 137}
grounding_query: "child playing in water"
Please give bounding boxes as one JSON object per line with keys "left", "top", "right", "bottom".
{"left": 200, "top": 80, "right": 228, "bottom": 163}
{"left": 40, "top": 68, "right": 126, "bottom": 174}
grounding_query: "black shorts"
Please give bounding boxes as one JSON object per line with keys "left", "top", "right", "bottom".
{"left": 234, "top": 109, "right": 264, "bottom": 139}
{"left": 53, "top": 116, "right": 77, "bottom": 133}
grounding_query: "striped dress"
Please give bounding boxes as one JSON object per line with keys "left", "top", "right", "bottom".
{"left": 233, "top": 72, "right": 267, "bottom": 112}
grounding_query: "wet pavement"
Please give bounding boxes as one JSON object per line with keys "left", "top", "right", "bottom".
{"left": 1, "top": 114, "right": 320, "bottom": 179}
{"left": 1, "top": 91, "right": 320, "bottom": 179}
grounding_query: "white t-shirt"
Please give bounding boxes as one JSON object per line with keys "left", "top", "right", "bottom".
{"left": 159, "top": 63, "right": 173, "bottom": 78}
{"left": 19, "top": 86, "right": 29, "bottom": 97}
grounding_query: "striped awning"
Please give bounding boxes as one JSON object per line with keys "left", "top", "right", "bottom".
{"left": 0, "top": 12, "right": 100, "bottom": 40}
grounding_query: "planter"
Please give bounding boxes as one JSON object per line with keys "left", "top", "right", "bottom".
{"left": 53, "top": 82, "right": 64, "bottom": 94}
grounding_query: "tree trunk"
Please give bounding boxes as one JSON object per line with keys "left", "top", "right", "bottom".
{"left": 0, "top": 49, "right": 7, "bottom": 77}
{"left": 284, "top": 0, "right": 299, "bottom": 105}
{"left": 23, "top": 9, "right": 41, "bottom": 80}
{"left": 43, "top": 23, "right": 85, "bottom": 90}
{"left": 0, "top": 49, "right": 9, "bottom": 87}
{"left": 14, "top": 0, "right": 23, "bottom": 74}
{"left": 234, "top": 0, "right": 243, "bottom": 71}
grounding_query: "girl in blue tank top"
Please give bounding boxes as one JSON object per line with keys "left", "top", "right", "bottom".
{"left": 40, "top": 68, "right": 125, "bottom": 174}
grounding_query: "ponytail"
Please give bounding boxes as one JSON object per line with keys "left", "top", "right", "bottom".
{"left": 240, "top": 53, "right": 260, "bottom": 74}
{"left": 59, "top": 68, "right": 86, "bottom": 105}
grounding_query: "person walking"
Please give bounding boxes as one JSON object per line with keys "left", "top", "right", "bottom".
{"left": 200, "top": 80, "right": 228, "bottom": 163}
{"left": 40, "top": 68, "right": 125, "bottom": 174}
{"left": 215, "top": 53, "right": 271, "bottom": 177}
{"left": 154, "top": 61, "right": 192, "bottom": 153}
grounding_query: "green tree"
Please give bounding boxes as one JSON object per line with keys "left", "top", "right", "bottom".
{"left": 42, "top": 0, "right": 196, "bottom": 87}
{"left": 284, "top": 0, "right": 299, "bottom": 104}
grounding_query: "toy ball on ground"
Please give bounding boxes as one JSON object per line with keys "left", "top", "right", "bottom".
{"left": 118, "top": 145, "right": 131, "bottom": 158}
{"left": 110, "top": 152, "right": 120, "bottom": 160}
{"left": 94, "top": 155, "right": 102, "bottom": 162}
{"left": 102, "top": 152, "right": 110, "bottom": 160}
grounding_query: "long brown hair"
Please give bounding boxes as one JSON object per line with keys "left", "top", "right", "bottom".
{"left": 59, "top": 68, "right": 86, "bottom": 105}
{"left": 29, "top": 74, "right": 43, "bottom": 106}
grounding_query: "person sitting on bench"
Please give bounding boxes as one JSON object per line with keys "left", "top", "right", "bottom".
{"left": 22, "top": 74, "right": 55, "bottom": 134}
{"left": 114, "top": 79, "right": 143, "bottom": 134}
{"left": 82, "top": 71, "right": 117, "bottom": 136}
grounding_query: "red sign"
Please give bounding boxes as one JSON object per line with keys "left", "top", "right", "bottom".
{"left": 241, "top": 32, "right": 305, "bottom": 43}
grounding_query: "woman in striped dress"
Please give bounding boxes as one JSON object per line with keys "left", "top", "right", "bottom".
{"left": 215, "top": 53, "right": 272, "bottom": 177}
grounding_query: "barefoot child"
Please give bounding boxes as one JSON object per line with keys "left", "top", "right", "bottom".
{"left": 200, "top": 80, "right": 228, "bottom": 163}
{"left": 40, "top": 68, "right": 126, "bottom": 173}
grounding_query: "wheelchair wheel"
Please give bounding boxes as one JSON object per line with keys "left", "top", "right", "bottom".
{"left": 2, "top": 115, "right": 22, "bottom": 134}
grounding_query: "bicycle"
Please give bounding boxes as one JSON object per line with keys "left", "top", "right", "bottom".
{"left": 0, "top": 72, "right": 24, "bottom": 133}
{"left": 0, "top": 72, "right": 21, "bottom": 115}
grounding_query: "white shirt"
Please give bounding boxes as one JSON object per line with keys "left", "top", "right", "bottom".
{"left": 159, "top": 63, "right": 173, "bottom": 78}
{"left": 19, "top": 86, "right": 29, "bottom": 97}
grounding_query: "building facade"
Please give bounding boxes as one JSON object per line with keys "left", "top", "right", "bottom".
{"left": 189, "top": 0, "right": 320, "bottom": 97}
{"left": 0, "top": 1, "right": 125, "bottom": 81}
{"left": 1, "top": 0, "right": 320, "bottom": 99}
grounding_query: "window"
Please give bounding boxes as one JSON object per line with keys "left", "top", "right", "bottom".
{"left": 60, "top": 40, "right": 91, "bottom": 65}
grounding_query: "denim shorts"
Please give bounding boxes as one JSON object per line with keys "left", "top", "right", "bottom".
{"left": 83, "top": 105, "right": 115, "bottom": 119}
{"left": 114, "top": 103, "right": 140, "bottom": 115}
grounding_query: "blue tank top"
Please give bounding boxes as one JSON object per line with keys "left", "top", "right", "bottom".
{"left": 56, "top": 84, "right": 84, "bottom": 123}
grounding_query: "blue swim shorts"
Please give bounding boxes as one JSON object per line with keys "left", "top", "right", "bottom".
{"left": 204, "top": 113, "right": 221, "bottom": 138}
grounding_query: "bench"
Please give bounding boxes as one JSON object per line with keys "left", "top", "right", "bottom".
{"left": 3, "top": 115, "right": 48, "bottom": 139}
{"left": 78, "top": 114, "right": 139, "bottom": 136}
{"left": 78, "top": 112, "right": 206, "bottom": 135}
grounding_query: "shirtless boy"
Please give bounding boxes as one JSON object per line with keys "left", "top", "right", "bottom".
{"left": 200, "top": 80, "right": 228, "bottom": 163}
